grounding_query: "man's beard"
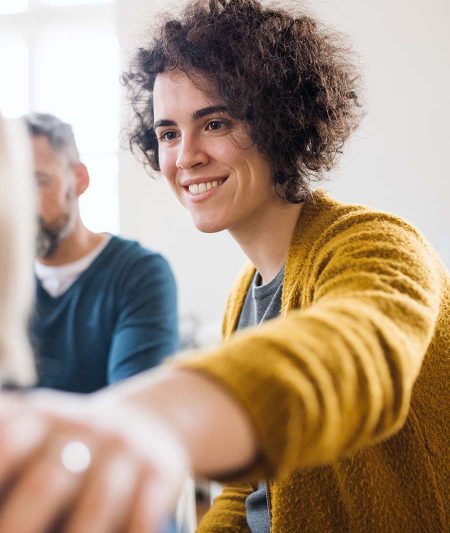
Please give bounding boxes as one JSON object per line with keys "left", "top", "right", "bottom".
{"left": 36, "top": 211, "right": 76, "bottom": 259}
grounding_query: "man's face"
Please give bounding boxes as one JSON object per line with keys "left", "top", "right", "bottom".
{"left": 153, "top": 70, "right": 280, "bottom": 237}
{"left": 32, "top": 135, "right": 77, "bottom": 258}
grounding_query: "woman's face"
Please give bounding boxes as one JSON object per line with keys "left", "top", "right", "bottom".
{"left": 153, "top": 70, "right": 281, "bottom": 235}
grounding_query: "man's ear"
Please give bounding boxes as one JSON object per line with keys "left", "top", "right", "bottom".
{"left": 73, "top": 162, "right": 89, "bottom": 197}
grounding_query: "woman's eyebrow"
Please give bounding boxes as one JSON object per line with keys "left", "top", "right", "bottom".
{"left": 192, "top": 105, "right": 228, "bottom": 120}
{"left": 153, "top": 119, "right": 176, "bottom": 129}
{"left": 154, "top": 105, "right": 228, "bottom": 129}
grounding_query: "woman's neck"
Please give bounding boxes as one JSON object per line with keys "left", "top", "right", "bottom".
{"left": 230, "top": 201, "right": 303, "bottom": 284}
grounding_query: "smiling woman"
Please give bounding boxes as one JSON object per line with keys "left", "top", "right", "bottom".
{"left": 153, "top": 71, "right": 279, "bottom": 239}
{"left": 121, "top": 1, "right": 449, "bottom": 531}
{"left": 0, "top": 1, "right": 447, "bottom": 532}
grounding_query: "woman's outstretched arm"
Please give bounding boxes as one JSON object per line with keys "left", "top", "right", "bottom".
{"left": 0, "top": 367, "right": 257, "bottom": 533}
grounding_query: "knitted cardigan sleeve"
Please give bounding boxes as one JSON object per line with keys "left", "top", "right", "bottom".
{"left": 177, "top": 209, "right": 446, "bottom": 489}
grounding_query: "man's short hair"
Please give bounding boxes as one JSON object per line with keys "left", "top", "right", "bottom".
{"left": 24, "top": 112, "right": 80, "bottom": 164}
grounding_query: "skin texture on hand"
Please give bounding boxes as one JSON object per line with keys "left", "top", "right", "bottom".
{"left": 0, "top": 390, "right": 190, "bottom": 533}
{"left": 98, "top": 367, "right": 258, "bottom": 479}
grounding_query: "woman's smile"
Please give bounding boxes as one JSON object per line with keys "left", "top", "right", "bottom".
{"left": 182, "top": 176, "right": 227, "bottom": 201}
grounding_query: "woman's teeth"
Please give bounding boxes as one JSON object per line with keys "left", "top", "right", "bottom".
{"left": 188, "top": 179, "right": 223, "bottom": 195}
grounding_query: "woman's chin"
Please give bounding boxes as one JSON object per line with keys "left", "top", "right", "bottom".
{"left": 191, "top": 215, "right": 227, "bottom": 234}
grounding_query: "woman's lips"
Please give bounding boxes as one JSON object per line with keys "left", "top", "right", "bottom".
{"left": 183, "top": 177, "right": 228, "bottom": 201}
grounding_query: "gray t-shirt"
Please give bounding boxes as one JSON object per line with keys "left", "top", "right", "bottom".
{"left": 237, "top": 266, "right": 285, "bottom": 533}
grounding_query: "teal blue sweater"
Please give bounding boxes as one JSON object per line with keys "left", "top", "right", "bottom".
{"left": 30, "top": 236, "right": 178, "bottom": 393}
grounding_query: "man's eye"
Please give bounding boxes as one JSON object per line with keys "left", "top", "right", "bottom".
{"left": 35, "top": 174, "right": 51, "bottom": 186}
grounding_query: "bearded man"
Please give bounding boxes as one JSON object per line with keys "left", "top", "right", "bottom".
{"left": 26, "top": 113, "right": 178, "bottom": 392}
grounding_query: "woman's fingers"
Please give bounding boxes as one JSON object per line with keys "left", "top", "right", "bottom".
{"left": 0, "top": 409, "right": 48, "bottom": 487}
{"left": 0, "top": 444, "right": 83, "bottom": 533}
{"left": 127, "top": 443, "right": 189, "bottom": 533}
{"left": 126, "top": 476, "right": 161, "bottom": 533}
{"left": 63, "top": 450, "right": 139, "bottom": 533}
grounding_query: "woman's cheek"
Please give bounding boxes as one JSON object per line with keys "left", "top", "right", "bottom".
{"left": 159, "top": 150, "right": 177, "bottom": 182}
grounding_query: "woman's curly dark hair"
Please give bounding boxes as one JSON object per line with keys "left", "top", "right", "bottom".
{"left": 123, "top": 0, "right": 362, "bottom": 202}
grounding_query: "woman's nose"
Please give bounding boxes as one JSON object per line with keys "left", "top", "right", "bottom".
{"left": 176, "top": 137, "right": 209, "bottom": 169}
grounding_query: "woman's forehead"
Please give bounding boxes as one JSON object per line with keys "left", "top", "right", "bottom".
{"left": 153, "top": 71, "right": 220, "bottom": 120}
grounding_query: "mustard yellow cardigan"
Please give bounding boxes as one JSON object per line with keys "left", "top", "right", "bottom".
{"left": 180, "top": 191, "right": 449, "bottom": 532}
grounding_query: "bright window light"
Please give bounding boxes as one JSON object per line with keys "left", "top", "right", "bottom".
{"left": 34, "top": 33, "right": 120, "bottom": 233}
{"left": 0, "top": 1, "right": 120, "bottom": 233}
{"left": 34, "top": 34, "right": 119, "bottom": 154}
{"left": 0, "top": 0, "right": 28, "bottom": 15}
{"left": 0, "top": 42, "right": 28, "bottom": 118}
{"left": 79, "top": 153, "right": 120, "bottom": 234}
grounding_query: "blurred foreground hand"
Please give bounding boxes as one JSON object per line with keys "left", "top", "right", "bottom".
{"left": 0, "top": 390, "right": 189, "bottom": 533}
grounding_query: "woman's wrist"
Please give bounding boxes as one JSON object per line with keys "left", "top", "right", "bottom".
{"left": 95, "top": 367, "right": 258, "bottom": 479}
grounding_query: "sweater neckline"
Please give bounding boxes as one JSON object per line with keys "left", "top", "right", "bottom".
{"left": 225, "top": 189, "right": 333, "bottom": 335}
{"left": 36, "top": 235, "right": 120, "bottom": 300}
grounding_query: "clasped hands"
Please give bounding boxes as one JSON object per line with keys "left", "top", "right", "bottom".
{"left": 0, "top": 390, "right": 189, "bottom": 533}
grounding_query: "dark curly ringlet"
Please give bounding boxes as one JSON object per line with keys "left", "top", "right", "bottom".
{"left": 123, "top": 0, "right": 363, "bottom": 203}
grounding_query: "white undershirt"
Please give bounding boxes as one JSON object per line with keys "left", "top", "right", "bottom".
{"left": 34, "top": 234, "right": 111, "bottom": 297}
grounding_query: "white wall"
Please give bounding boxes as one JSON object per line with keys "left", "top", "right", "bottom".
{"left": 117, "top": 0, "right": 450, "bottom": 338}
{"left": 307, "top": 0, "right": 450, "bottom": 264}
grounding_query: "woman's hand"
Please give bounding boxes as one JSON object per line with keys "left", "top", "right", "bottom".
{"left": 0, "top": 390, "right": 190, "bottom": 533}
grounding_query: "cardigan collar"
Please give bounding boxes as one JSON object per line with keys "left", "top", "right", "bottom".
{"left": 223, "top": 189, "right": 334, "bottom": 338}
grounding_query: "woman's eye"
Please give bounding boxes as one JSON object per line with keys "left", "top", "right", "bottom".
{"left": 207, "top": 120, "right": 224, "bottom": 131}
{"left": 160, "top": 131, "right": 177, "bottom": 141}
